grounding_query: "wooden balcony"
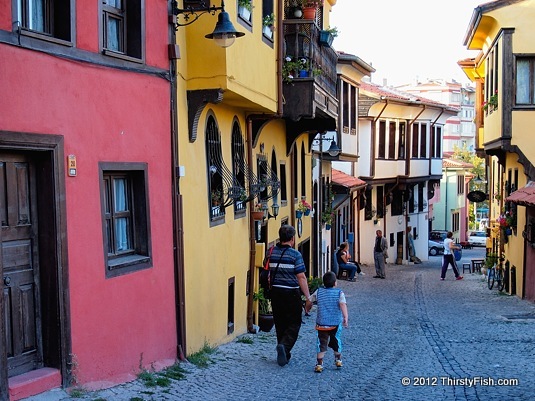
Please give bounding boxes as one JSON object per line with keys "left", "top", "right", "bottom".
{"left": 282, "top": 20, "right": 338, "bottom": 123}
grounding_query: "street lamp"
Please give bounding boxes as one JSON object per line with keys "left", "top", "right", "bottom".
{"left": 172, "top": 1, "right": 244, "bottom": 48}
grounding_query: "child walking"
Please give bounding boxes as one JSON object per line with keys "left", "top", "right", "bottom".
{"left": 309, "top": 271, "right": 348, "bottom": 373}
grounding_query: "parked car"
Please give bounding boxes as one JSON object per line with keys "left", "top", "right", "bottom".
{"left": 468, "top": 231, "right": 486, "bottom": 247}
{"left": 429, "top": 230, "right": 448, "bottom": 242}
{"left": 428, "top": 240, "right": 445, "bottom": 256}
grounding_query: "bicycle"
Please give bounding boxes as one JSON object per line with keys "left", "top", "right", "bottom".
{"left": 487, "top": 263, "right": 506, "bottom": 291}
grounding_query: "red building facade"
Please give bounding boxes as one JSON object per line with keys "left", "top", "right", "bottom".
{"left": 0, "top": 2, "right": 177, "bottom": 399}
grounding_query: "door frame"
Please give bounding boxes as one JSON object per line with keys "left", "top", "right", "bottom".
{"left": 0, "top": 131, "right": 71, "bottom": 395}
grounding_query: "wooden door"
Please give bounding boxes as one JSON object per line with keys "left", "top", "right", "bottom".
{"left": 0, "top": 152, "right": 43, "bottom": 377}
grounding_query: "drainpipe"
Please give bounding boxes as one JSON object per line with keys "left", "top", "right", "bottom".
{"left": 277, "top": 0, "right": 284, "bottom": 116}
{"left": 246, "top": 117, "right": 257, "bottom": 333}
{"left": 169, "top": 21, "right": 186, "bottom": 359}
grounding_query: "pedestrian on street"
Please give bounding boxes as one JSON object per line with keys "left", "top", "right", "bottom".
{"left": 336, "top": 242, "right": 360, "bottom": 281}
{"left": 440, "top": 231, "right": 463, "bottom": 281}
{"left": 269, "top": 224, "right": 312, "bottom": 366}
{"left": 373, "top": 229, "right": 388, "bottom": 279}
{"left": 310, "top": 271, "right": 348, "bottom": 373}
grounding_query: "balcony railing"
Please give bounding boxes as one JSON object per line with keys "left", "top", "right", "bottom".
{"left": 282, "top": 19, "right": 338, "bottom": 120}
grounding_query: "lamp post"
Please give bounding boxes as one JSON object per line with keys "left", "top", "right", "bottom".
{"left": 172, "top": 1, "right": 244, "bottom": 47}
{"left": 315, "top": 132, "right": 341, "bottom": 277}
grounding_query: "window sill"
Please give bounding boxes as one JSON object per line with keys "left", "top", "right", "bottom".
{"left": 103, "top": 49, "right": 143, "bottom": 64}
{"left": 19, "top": 29, "right": 73, "bottom": 47}
{"left": 107, "top": 254, "right": 151, "bottom": 277}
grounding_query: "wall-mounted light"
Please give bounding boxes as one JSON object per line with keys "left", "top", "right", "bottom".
{"left": 326, "top": 140, "right": 341, "bottom": 157}
{"left": 269, "top": 203, "right": 280, "bottom": 220}
{"left": 172, "top": 1, "right": 244, "bottom": 48}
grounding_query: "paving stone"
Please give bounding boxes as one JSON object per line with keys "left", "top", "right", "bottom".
{"left": 24, "top": 249, "right": 534, "bottom": 401}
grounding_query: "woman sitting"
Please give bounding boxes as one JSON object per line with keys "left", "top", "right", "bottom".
{"left": 336, "top": 242, "right": 361, "bottom": 281}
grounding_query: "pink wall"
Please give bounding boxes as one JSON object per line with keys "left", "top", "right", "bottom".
{"left": 0, "top": 20, "right": 176, "bottom": 387}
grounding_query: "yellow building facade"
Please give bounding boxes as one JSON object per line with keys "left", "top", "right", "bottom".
{"left": 173, "top": 0, "right": 339, "bottom": 354}
{"left": 461, "top": 0, "right": 535, "bottom": 301}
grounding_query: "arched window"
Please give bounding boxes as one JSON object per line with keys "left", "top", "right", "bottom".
{"left": 206, "top": 115, "right": 225, "bottom": 220}
{"left": 271, "top": 149, "right": 279, "bottom": 207}
{"left": 232, "top": 122, "right": 247, "bottom": 214}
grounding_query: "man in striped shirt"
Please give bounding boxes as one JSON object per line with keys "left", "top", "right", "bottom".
{"left": 269, "top": 225, "right": 312, "bottom": 366}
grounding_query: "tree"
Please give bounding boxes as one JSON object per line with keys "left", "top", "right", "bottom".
{"left": 452, "top": 144, "right": 487, "bottom": 230}
{"left": 451, "top": 144, "right": 485, "bottom": 191}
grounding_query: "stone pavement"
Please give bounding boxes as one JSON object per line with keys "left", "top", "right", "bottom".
{"left": 24, "top": 248, "right": 535, "bottom": 401}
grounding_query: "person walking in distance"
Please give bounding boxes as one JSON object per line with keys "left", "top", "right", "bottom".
{"left": 268, "top": 225, "right": 312, "bottom": 366}
{"left": 310, "top": 271, "right": 348, "bottom": 373}
{"left": 441, "top": 231, "right": 464, "bottom": 281}
{"left": 373, "top": 230, "right": 388, "bottom": 279}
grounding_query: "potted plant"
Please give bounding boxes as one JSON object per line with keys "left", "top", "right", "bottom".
{"left": 262, "top": 13, "right": 275, "bottom": 38}
{"left": 253, "top": 288, "right": 274, "bottom": 332}
{"left": 282, "top": 56, "right": 305, "bottom": 83}
{"left": 321, "top": 208, "right": 334, "bottom": 229}
{"left": 483, "top": 90, "right": 498, "bottom": 112}
{"left": 302, "top": 0, "right": 323, "bottom": 19}
{"left": 238, "top": 0, "right": 253, "bottom": 21}
{"left": 251, "top": 202, "right": 264, "bottom": 221}
{"left": 319, "top": 26, "right": 338, "bottom": 47}
{"left": 211, "top": 188, "right": 222, "bottom": 207}
{"left": 297, "top": 199, "right": 312, "bottom": 218}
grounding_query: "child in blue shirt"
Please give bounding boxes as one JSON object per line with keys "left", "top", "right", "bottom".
{"left": 309, "top": 271, "right": 348, "bottom": 373}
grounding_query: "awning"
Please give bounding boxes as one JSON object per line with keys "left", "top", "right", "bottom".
{"left": 332, "top": 169, "right": 366, "bottom": 190}
{"left": 506, "top": 181, "right": 535, "bottom": 206}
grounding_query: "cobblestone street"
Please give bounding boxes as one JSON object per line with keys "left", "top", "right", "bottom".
{"left": 26, "top": 249, "right": 535, "bottom": 401}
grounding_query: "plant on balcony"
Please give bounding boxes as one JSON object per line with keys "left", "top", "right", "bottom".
{"left": 302, "top": 0, "right": 324, "bottom": 7}
{"left": 282, "top": 56, "right": 321, "bottom": 83}
{"left": 483, "top": 90, "right": 498, "bottom": 112}
{"left": 282, "top": 56, "right": 306, "bottom": 82}
{"left": 325, "top": 26, "right": 339, "bottom": 37}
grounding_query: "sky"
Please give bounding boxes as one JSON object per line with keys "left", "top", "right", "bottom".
{"left": 329, "top": 0, "right": 485, "bottom": 86}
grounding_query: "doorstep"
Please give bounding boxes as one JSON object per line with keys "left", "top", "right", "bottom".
{"left": 8, "top": 368, "right": 61, "bottom": 401}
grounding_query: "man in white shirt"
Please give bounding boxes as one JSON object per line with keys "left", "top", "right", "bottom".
{"left": 441, "top": 231, "right": 463, "bottom": 281}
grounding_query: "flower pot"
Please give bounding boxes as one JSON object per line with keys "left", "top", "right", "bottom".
{"left": 238, "top": 6, "right": 251, "bottom": 21}
{"left": 325, "top": 224, "right": 331, "bottom": 230}
{"left": 252, "top": 211, "right": 264, "bottom": 221}
{"left": 258, "top": 314, "right": 274, "bottom": 332}
{"left": 263, "top": 25, "right": 273, "bottom": 39}
{"left": 302, "top": 6, "right": 316, "bottom": 20}
{"left": 505, "top": 228, "right": 512, "bottom": 236}
{"left": 299, "top": 69, "right": 309, "bottom": 78}
{"left": 304, "top": 209, "right": 311, "bottom": 216}
{"left": 296, "top": 210, "right": 303, "bottom": 219}
{"left": 319, "top": 30, "right": 334, "bottom": 47}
